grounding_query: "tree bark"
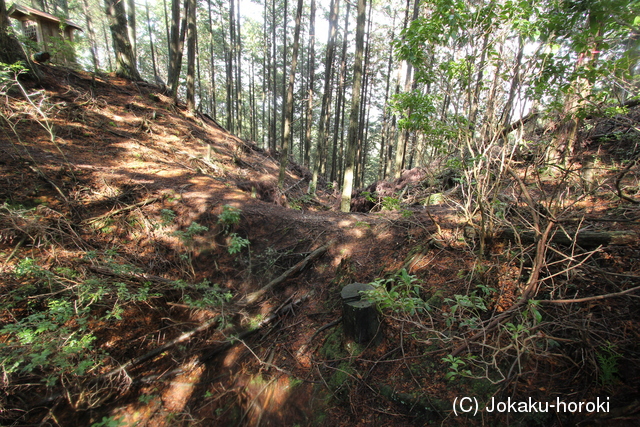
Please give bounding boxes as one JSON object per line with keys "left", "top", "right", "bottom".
{"left": 278, "top": 0, "right": 304, "bottom": 188}
{"left": 82, "top": 0, "right": 100, "bottom": 72}
{"left": 145, "top": 0, "right": 158, "bottom": 84}
{"left": 185, "top": 0, "right": 197, "bottom": 111}
{"left": 340, "top": 0, "right": 367, "bottom": 212}
{"left": 303, "top": 0, "right": 316, "bottom": 168}
{"left": 127, "top": 0, "right": 136, "bottom": 64}
{"left": 310, "top": 0, "right": 339, "bottom": 195}
{"left": 0, "top": 0, "right": 30, "bottom": 70}
{"left": 168, "top": 0, "right": 187, "bottom": 98}
{"left": 104, "top": 0, "right": 140, "bottom": 81}
{"left": 330, "top": 2, "right": 351, "bottom": 183}
{"left": 497, "top": 229, "right": 637, "bottom": 248}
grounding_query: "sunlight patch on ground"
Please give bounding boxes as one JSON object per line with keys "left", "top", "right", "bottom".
{"left": 238, "top": 374, "right": 296, "bottom": 425}
{"left": 223, "top": 345, "right": 245, "bottom": 368}
{"left": 162, "top": 356, "right": 204, "bottom": 412}
{"left": 109, "top": 357, "right": 204, "bottom": 426}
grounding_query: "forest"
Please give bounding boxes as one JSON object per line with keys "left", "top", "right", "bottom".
{"left": 1, "top": 0, "right": 640, "bottom": 425}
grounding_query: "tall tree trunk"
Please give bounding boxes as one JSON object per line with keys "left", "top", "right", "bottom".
{"left": 186, "top": 0, "right": 197, "bottom": 111}
{"left": 279, "top": 0, "right": 304, "bottom": 188}
{"left": 0, "top": 0, "right": 29, "bottom": 67}
{"left": 102, "top": 24, "right": 113, "bottom": 70}
{"left": 145, "top": 0, "right": 158, "bottom": 84}
{"left": 82, "top": 0, "right": 100, "bottom": 72}
{"left": 270, "top": 0, "right": 277, "bottom": 152}
{"left": 127, "top": 0, "right": 136, "bottom": 64}
{"left": 104, "top": 0, "right": 140, "bottom": 81}
{"left": 380, "top": 13, "right": 396, "bottom": 180}
{"left": 303, "top": 0, "right": 316, "bottom": 168}
{"left": 168, "top": 0, "right": 187, "bottom": 98}
{"left": 356, "top": 0, "right": 373, "bottom": 188}
{"left": 340, "top": 0, "right": 366, "bottom": 212}
{"left": 235, "top": 0, "right": 243, "bottom": 136}
{"left": 261, "top": 0, "right": 268, "bottom": 148}
{"left": 225, "top": 40, "right": 233, "bottom": 131}
{"left": 163, "top": 0, "right": 171, "bottom": 64}
{"left": 280, "top": 0, "right": 288, "bottom": 150}
{"left": 310, "top": 0, "right": 339, "bottom": 195}
{"left": 207, "top": 0, "right": 218, "bottom": 119}
{"left": 330, "top": 2, "right": 351, "bottom": 183}
{"left": 393, "top": 0, "right": 416, "bottom": 178}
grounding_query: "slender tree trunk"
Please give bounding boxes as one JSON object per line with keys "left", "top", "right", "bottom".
{"left": 261, "top": 0, "right": 268, "bottom": 148}
{"left": 310, "top": 0, "right": 339, "bottom": 195}
{"left": 279, "top": 0, "right": 304, "bottom": 188}
{"left": 102, "top": 24, "right": 113, "bottom": 71}
{"left": 163, "top": 0, "right": 171, "bottom": 64}
{"left": 186, "top": 0, "right": 197, "bottom": 111}
{"left": 208, "top": 0, "right": 217, "bottom": 119}
{"left": 303, "top": 0, "right": 316, "bottom": 168}
{"left": 393, "top": 0, "right": 415, "bottom": 178}
{"left": 82, "top": 0, "right": 100, "bottom": 72}
{"left": 380, "top": 14, "right": 396, "bottom": 180}
{"left": 104, "top": 0, "right": 140, "bottom": 81}
{"left": 168, "top": 0, "right": 187, "bottom": 98}
{"left": 270, "top": 0, "right": 277, "bottom": 152}
{"left": 340, "top": 0, "right": 366, "bottom": 212}
{"left": 280, "top": 0, "right": 288, "bottom": 150}
{"left": 145, "top": 0, "right": 158, "bottom": 84}
{"left": 331, "top": 2, "right": 351, "bottom": 183}
{"left": 355, "top": 0, "right": 373, "bottom": 188}
{"left": 127, "top": 0, "right": 136, "bottom": 64}
{"left": 234, "top": 0, "right": 243, "bottom": 135}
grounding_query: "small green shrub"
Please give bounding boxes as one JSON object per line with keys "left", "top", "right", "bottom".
{"left": 363, "top": 269, "right": 429, "bottom": 315}
{"left": 228, "top": 233, "right": 250, "bottom": 254}
{"left": 218, "top": 204, "right": 241, "bottom": 231}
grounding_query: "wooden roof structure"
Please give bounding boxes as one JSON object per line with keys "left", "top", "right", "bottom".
{"left": 8, "top": 4, "right": 82, "bottom": 31}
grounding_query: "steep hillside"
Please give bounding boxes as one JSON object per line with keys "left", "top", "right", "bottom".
{"left": 1, "top": 65, "right": 640, "bottom": 426}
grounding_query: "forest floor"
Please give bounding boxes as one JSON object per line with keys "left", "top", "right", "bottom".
{"left": 1, "top": 65, "right": 640, "bottom": 426}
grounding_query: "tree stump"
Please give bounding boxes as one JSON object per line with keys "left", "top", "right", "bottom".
{"left": 341, "top": 283, "right": 380, "bottom": 343}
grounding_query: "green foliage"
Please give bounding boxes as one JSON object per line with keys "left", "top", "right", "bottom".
{"left": 160, "top": 209, "right": 177, "bottom": 226}
{"left": 0, "top": 298, "right": 99, "bottom": 385}
{"left": 363, "top": 269, "right": 429, "bottom": 316}
{"left": 218, "top": 204, "right": 241, "bottom": 232}
{"left": 179, "top": 279, "right": 233, "bottom": 308}
{"left": 596, "top": 342, "right": 621, "bottom": 387}
{"left": 441, "top": 354, "right": 474, "bottom": 381}
{"left": 289, "top": 194, "right": 314, "bottom": 210}
{"left": 0, "top": 62, "right": 27, "bottom": 93}
{"left": 444, "top": 292, "right": 489, "bottom": 329}
{"left": 173, "top": 221, "right": 208, "bottom": 244}
{"left": 91, "top": 416, "right": 125, "bottom": 427}
{"left": 227, "top": 233, "right": 250, "bottom": 254}
{"left": 361, "top": 191, "right": 377, "bottom": 203}
{"left": 381, "top": 196, "right": 401, "bottom": 211}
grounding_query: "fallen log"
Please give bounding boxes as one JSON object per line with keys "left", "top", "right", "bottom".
{"left": 244, "top": 240, "right": 333, "bottom": 304}
{"left": 497, "top": 228, "right": 637, "bottom": 248}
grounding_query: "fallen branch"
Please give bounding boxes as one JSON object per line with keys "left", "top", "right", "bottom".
{"left": 104, "top": 315, "right": 221, "bottom": 379}
{"left": 0, "top": 236, "right": 26, "bottom": 273}
{"left": 28, "top": 165, "right": 69, "bottom": 205}
{"left": 83, "top": 197, "right": 160, "bottom": 224}
{"left": 615, "top": 157, "right": 640, "bottom": 204}
{"left": 498, "top": 228, "right": 637, "bottom": 247}
{"left": 541, "top": 284, "right": 640, "bottom": 304}
{"left": 243, "top": 240, "right": 333, "bottom": 304}
{"left": 201, "top": 293, "right": 311, "bottom": 362}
